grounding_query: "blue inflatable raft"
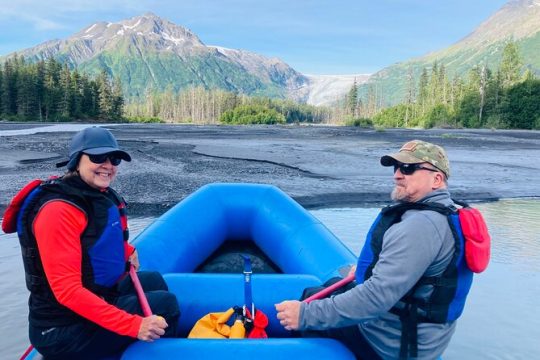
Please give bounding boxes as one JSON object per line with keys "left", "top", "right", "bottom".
{"left": 24, "top": 183, "right": 358, "bottom": 359}
{"left": 126, "top": 183, "right": 357, "bottom": 359}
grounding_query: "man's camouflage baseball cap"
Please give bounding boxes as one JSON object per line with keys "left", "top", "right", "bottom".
{"left": 380, "top": 139, "right": 450, "bottom": 178}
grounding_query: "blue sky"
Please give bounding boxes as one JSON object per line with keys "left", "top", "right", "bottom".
{"left": 0, "top": 0, "right": 509, "bottom": 75}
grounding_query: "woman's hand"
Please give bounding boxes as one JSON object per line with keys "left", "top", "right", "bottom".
{"left": 137, "top": 315, "right": 168, "bottom": 342}
{"left": 129, "top": 250, "right": 140, "bottom": 271}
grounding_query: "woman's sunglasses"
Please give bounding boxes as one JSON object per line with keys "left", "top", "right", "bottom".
{"left": 86, "top": 153, "right": 122, "bottom": 166}
{"left": 393, "top": 163, "right": 439, "bottom": 175}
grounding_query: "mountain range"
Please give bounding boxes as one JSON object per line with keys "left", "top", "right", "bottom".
{"left": 363, "top": 0, "right": 540, "bottom": 105}
{"left": 7, "top": 13, "right": 366, "bottom": 106}
{"left": 4, "top": 0, "right": 540, "bottom": 108}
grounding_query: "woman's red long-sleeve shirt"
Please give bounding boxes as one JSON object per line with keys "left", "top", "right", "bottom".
{"left": 33, "top": 200, "right": 143, "bottom": 337}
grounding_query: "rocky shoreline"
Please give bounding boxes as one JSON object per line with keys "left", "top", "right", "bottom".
{"left": 1, "top": 123, "right": 539, "bottom": 217}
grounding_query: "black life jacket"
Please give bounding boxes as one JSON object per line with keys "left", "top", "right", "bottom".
{"left": 13, "top": 176, "right": 129, "bottom": 328}
{"left": 355, "top": 201, "right": 473, "bottom": 359}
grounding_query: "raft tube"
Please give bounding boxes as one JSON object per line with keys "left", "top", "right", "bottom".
{"left": 124, "top": 183, "right": 357, "bottom": 359}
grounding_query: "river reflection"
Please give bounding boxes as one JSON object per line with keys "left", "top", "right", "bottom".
{"left": 1, "top": 199, "right": 539, "bottom": 359}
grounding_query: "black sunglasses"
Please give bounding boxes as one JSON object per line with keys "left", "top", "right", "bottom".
{"left": 393, "top": 163, "right": 439, "bottom": 175}
{"left": 86, "top": 153, "right": 122, "bottom": 166}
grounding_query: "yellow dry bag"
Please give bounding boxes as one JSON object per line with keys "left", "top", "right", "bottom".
{"left": 188, "top": 307, "right": 245, "bottom": 339}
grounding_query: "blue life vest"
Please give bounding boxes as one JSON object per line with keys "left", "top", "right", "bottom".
{"left": 355, "top": 201, "right": 473, "bottom": 358}
{"left": 14, "top": 176, "right": 129, "bottom": 328}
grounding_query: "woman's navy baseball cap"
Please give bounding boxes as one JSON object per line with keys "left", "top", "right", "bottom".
{"left": 56, "top": 127, "right": 131, "bottom": 170}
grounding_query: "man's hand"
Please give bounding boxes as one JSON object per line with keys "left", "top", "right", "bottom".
{"left": 275, "top": 300, "right": 301, "bottom": 331}
{"left": 137, "top": 315, "right": 168, "bottom": 342}
{"left": 129, "top": 250, "right": 140, "bottom": 271}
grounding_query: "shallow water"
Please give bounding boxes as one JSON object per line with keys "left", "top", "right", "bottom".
{"left": 1, "top": 199, "right": 539, "bottom": 359}
{"left": 0, "top": 123, "right": 116, "bottom": 137}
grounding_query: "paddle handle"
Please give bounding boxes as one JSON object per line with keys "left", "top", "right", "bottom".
{"left": 129, "top": 265, "right": 153, "bottom": 317}
{"left": 303, "top": 273, "right": 355, "bottom": 303}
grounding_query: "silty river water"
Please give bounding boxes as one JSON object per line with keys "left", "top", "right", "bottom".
{"left": 1, "top": 198, "right": 539, "bottom": 359}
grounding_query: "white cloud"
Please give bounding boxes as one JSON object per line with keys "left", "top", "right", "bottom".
{"left": 33, "top": 17, "right": 66, "bottom": 31}
{"left": 0, "top": 8, "right": 64, "bottom": 30}
{"left": 0, "top": 0, "right": 143, "bottom": 30}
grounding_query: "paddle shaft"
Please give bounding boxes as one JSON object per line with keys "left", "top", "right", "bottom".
{"left": 129, "top": 265, "right": 153, "bottom": 317}
{"left": 303, "top": 273, "right": 355, "bottom": 303}
{"left": 19, "top": 345, "right": 35, "bottom": 360}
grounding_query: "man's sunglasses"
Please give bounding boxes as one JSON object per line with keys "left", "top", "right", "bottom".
{"left": 393, "top": 163, "right": 439, "bottom": 175}
{"left": 86, "top": 153, "right": 122, "bottom": 166}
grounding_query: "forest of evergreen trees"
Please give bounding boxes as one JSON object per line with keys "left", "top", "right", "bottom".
{"left": 346, "top": 41, "right": 540, "bottom": 130}
{"left": 0, "top": 55, "right": 123, "bottom": 121}
{"left": 0, "top": 54, "right": 333, "bottom": 125}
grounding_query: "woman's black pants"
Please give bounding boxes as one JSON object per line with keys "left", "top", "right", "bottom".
{"left": 29, "top": 271, "right": 180, "bottom": 360}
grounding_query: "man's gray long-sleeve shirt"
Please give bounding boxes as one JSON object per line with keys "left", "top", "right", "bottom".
{"left": 299, "top": 189, "right": 458, "bottom": 359}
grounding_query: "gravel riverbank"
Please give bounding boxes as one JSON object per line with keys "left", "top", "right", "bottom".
{"left": 1, "top": 123, "right": 539, "bottom": 216}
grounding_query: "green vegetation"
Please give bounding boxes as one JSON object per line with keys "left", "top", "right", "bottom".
{"left": 349, "top": 40, "right": 540, "bottom": 130}
{"left": 4, "top": 40, "right": 538, "bottom": 129}
{"left": 124, "top": 87, "right": 334, "bottom": 124}
{"left": 79, "top": 50, "right": 286, "bottom": 99}
{"left": 344, "top": 117, "right": 373, "bottom": 127}
{"left": 358, "top": 27, "right": 540, "bottom": 107}
{"left": 220, "top": 104, "right": 285, "bottom": 124}
{"left": 0, "top": 54, "right": 334, "bottom": 124}
{"left": 124, "top": 115, "right": 164, "bottom": 123}
{"left": 0, "top": 55, "right": 124, "bottom": 121}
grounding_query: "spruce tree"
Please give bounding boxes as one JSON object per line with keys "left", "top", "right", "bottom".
{"left": 58, "top": 64, "right": 73, "bottom": 119}
{"left": 71, "top": 70, "right": 83, "bottom": 118}
{"left": 111, "top": 76, "right": 125, "bottom": 120}
{"left": 0, "top": 67, "right": 4, "bottom": 116}
{"left": 2, "top": 58, "right": 18, "bottom": 116}
{"left": 499, "top": 40, "right": 523, "bottom": 88}
{"left": 418, "top": 68, "right": 429, "bottom": 115}
{"left": 97, "top": 70, "right": 113, "bottom": 120}
{"left": 36, "top": 61, "right": 46, "bottom": 121}
{"left": 346, "top": 78, "right": 358, "bottom": 117}
{"left": 428, "top": 62, "right": 439, "bottom": 107}
{"left": 43, "top": 58, "right": 61, "bottom": 120}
